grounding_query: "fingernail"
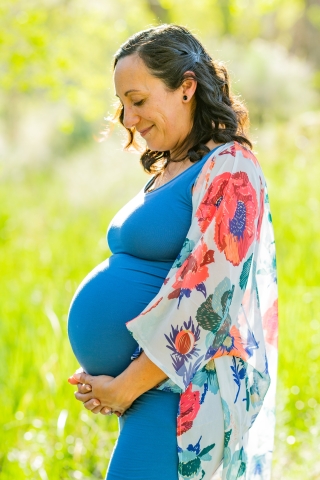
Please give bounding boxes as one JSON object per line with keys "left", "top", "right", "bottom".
{"left": 85, "top": 385, "right": 91, "bottom": 392}
{"left": 104, "top": 408, "right": 110, "bottom": 414}
{"left": 93, "top": 400, "right": 99, "bottom": 406}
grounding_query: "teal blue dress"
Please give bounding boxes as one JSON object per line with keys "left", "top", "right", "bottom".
{"left": 68, "top": 147, "right": 221, "bottom": 479}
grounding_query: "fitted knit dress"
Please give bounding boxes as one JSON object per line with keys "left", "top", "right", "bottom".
{"left": 67, "top": 146, "right": 224, "bottom": 479}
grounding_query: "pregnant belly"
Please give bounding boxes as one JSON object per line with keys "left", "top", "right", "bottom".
{"left": 68, "top": 253, "right": 172, "bottom": 377}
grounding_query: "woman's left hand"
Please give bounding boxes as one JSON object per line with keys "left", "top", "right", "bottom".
{"left": 68, "top": 370, "right": 132, "bottom": 416}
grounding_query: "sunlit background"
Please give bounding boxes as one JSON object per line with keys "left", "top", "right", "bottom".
{"left": 1, "top": 1, "right": 320, "bottom": 478}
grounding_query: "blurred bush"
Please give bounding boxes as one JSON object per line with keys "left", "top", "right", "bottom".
{"left": 214, "top": 38, "right": 318, "bottom": 124}
{"left": 0, "top": 0, "right": 319, "bottom": 166}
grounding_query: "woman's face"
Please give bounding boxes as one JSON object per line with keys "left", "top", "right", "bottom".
{"left": 114, "top": 54, "right": 196, "bottom": 154}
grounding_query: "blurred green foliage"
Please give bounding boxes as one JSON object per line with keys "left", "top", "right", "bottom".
{"left": 0, "top": 0, "right": 320, "bottom": 479}
{"left": 1, "top": 0, "right": 319, "bottom": 157}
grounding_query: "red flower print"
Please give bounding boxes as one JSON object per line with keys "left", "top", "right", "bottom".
{"left": 215, "top": 172, "right": 258, "bottom": 266}
{"left": 213, "top": 325, "right": 249, "bottom": 361}
{"left": 219, "top": 142, "right": 259, "bottom": 166}
{"left": 192, "top": 156, "right": 216, "bottom": 195}
{"left": 197, "top": 171, "right": 258, "bottom": 266}
{"left": 262, "top": 299, "right": 278, "bottom": 348}
{"left": 175, "top": 330, "right": 196, "bottom": 355}
{"left": 256, "top": 183, "right": 264, "bottom": 241}
{"left": 165, "top": 317, "right": 201, "bottom": 382}
{"left": 127, "top": 297, "right": 163, "bottom": 324}
{"left": 168, "top": 240, "right": 215, "bottom": 304}
{"left": 177, "top": 383, "right": 200, "bottom": 436}
{"left": 218, "top": 144, "right": 237, "bottom": 157}
{"left": 196, "top": 172, "right": 231, "bottom": 234}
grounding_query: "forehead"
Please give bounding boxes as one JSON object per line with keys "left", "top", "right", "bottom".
{"left": 114, "top": 54, "right": 160, "bottom": 96}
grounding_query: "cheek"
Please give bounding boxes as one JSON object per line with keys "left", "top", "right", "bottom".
{"left": 148, "top": 110, "right": 166, "bottom": 132}
{"left": 159, "top": 106, "right": 176, "bottom": 127}
{"left": 164, "top": 102, "right": 182, "bottom": 125}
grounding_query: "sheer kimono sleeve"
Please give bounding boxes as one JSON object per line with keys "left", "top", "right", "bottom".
{"left": 126, "top": 145, "right": 271, "bottom": 394}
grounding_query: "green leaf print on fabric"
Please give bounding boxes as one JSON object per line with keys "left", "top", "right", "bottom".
{"left": 178, "top": 442, "right": 216, "bottom": 479}
{"left": 179, "top": 457, "right": 201, "bottom": 478}
{"left": 226, "top": 448, "right": 247, "bottom": 480}
{"left": 224, "top": 429, "right": 232, "bottom": 448}
{"left": 212, "top": 277, "right": 234, "bottom": 320}
{"left": 239, "top": 254, "right": 253, "bottom": 290}
{"left": 224, "top": 446, "right": 232, "bottom": 468}
{"left": 172, "top": 238, "right": 196, "bottom": 269}
{"left": 249, "top": 368, "right": 271, "bottom": 408}
{"left": 196, "top": 294, "right": 222, "bottom": 332}
{"left": 238, "top": 462, "right": 246, "bottom": 477}
{"left": 192, "top": 359, "right": 220, "bottom": 395}
{"left": 199, "top": 443, "right": 216, "bottom": 458}
{"left": 244, "top": 374, "right": 250, "bottom": 412}
{"left": 211, "top": 316, "right": 231, "bottom": 351}
{"left": 196, "top": 278, "right": 234, "bottom": 333}
{"left": 221, "top": 398, "right": 231, "bottom": 427}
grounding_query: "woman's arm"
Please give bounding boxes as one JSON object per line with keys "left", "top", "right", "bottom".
{"left": 68, "top": 352, "right": 168, "bottom": 415}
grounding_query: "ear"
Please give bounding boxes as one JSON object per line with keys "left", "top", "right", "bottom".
{"left": 181, "top": 71, "right": 197, "bottom": 101}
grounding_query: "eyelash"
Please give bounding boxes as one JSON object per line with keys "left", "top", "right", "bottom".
{"left": 133, "top": 100, "right": 145, "bottom": 107}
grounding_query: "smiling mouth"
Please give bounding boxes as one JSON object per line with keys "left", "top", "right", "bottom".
{"left": 139, "top": 126, "right": 153, "bottom": 137}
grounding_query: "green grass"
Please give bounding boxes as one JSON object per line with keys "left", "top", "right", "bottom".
{"left": 1, "top": 123, "right": 320, "bottom": 479}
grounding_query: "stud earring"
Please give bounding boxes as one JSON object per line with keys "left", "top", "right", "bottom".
{"left": 183, "top": 95, "right": 188, "bottom": 101}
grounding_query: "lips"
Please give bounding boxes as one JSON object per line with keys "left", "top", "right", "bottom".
{"left": 138, "top": 126, "right": 153, "bottom": 137}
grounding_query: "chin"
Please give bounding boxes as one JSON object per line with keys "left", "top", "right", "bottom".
{"left": 146, "top": 142, "right": 169, "bottom": 152}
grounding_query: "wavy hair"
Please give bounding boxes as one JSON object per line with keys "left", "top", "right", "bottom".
{"left": 113, "top": 24, "right": 252, "bottom": 173}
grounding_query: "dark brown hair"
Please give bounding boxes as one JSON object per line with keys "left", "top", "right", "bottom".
{"left": 113, "top": 24, "right": 252, "bottom": 173}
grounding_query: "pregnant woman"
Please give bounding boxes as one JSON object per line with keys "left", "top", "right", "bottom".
{"left": 68, "top": 25, "right": 278, "bottom": 480}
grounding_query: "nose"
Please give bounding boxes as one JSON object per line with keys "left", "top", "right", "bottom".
{"left": 123, "top": 106, "right": 140, "bottom": 129}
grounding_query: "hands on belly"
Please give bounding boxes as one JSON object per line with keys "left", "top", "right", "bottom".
{"left": 68, "top": 353, "right": 168, "bottom": 417}
{"left": 68, "top": 369, "right": 131, "bottom": 416}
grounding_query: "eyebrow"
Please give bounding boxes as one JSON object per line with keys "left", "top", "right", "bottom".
{"left": 115, "top": 89, "right": 142, "bottom": 98}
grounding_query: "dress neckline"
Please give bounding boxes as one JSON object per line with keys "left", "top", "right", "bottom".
{"left": 144, "top": 144, "right": 225, "bottom": 195}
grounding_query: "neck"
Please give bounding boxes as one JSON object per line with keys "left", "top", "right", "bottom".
{"left": 168, "top": 140, "right": 222, "bottom": 167}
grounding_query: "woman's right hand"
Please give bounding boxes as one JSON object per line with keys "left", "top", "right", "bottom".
{"left": 68, "top": 370, "right": 125, "bottom": 416}
{"left": 75, "top": 381, "right": 122, "bottom": 417}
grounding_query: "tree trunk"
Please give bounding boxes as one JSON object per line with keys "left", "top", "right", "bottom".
{"left": 146, "top": 0, "right": 171, "bottom": 24}
{"left": 291, "top": 0, "right": 320, "bottom": 67}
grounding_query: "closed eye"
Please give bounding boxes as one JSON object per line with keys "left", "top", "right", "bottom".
{"left": 133, "top": 99, "right": 145, "bottom": 107}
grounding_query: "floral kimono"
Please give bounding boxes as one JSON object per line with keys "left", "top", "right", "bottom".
{"left": 127, "top": 141, "right": 278, "bottom": 480}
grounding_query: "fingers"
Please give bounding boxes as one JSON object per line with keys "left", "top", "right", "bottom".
{"left": 68, "top": 375, "right": 79, "bottom": 385}
{"left": 82, "top": 398, "right": 101, "bottom": 411}
{"left": 100, "top": 407, "right": 114, "bottom": 416}
{"left": 68, "top": 367, "right": 85, "bottom": 385}
{"left": 77, "top": 383, "right": 92, "bottom": 394}
{"left": 81, "top": 402, "right": 121, "bottom": 416}
{"left": 82, "top": 399, "right": 115, "bottom": 416}
{"left": 91, "top": 405, "right": 105, "bottom": 414}
{"left": 68, "top": 371, "right": 92, "bottom": 385}
{"left": 74, "top": 391, "right": 95, "bottom": 403}
{"left": 100, "top": 407, "right": 122, "bottom": 417}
